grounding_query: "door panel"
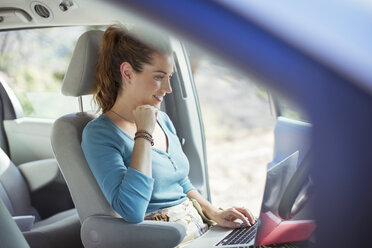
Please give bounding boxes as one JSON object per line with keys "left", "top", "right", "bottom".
{"left": 3, "top": 118, "right": 54, "bottom": 165}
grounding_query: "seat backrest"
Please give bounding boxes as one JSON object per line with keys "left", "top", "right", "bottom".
{"left": 52, "top": 112, "right": 117, "bottom": 221}
{"left": 51, "top": 30, "right": 118, "bottom": 222}
{"left": 0, "top": 148, "right": 39, "bottom": 219}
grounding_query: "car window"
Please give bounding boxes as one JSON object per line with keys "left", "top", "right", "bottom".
{"left": 0, "top": 26, "right": 100, "bottom": 119}
{"left": 188, "top": 46, "right": 275, "bottom": 215}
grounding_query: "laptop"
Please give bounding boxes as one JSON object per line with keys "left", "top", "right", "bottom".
{"left": 186, "top": 151, "right": 301, "bottom": 248}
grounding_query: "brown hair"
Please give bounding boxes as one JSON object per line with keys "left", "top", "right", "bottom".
{"left": 93, "top": 25, "right": 171, "bottom": 113}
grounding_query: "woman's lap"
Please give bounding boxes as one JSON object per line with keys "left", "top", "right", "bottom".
{"left": 145, "top": 199, "right": 209, "bottom": 246}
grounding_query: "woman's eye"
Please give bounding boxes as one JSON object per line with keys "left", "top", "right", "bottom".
{"left": 155, "top": 75, "right": 164, "bottom": 80}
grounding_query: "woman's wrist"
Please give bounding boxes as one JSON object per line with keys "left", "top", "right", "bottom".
{"left": 203, "top": 206, "right": 221, "bottom": 220}
{"left": 134, "top": 130, "right": 154, "bottom": 146}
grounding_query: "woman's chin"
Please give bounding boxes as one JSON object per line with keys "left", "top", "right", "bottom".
{"left": 150, "top": 100, "right": 162, "bottom": 109}
{"left": 148, "top": 103, "right": 161, "bottom": 110}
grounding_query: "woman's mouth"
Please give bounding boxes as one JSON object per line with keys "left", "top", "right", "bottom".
{"left": 153, "top": 95, "right": 164, "bottom": 102}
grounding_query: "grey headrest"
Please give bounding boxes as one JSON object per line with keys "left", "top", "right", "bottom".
{"left": 62, "top": 30, "right": 104, "bottom": 96}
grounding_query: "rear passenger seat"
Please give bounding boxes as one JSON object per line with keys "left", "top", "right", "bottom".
{"left": 0, "top": 148, "right": 82, "bottom": 248}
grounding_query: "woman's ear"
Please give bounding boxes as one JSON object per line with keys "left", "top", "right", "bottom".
{"left": 120, "top": 62, "right": 133, "bottom": 83}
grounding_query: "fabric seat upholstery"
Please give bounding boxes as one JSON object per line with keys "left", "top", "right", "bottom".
{"left": 51, "top": 29, "right": 186, "bottom": 248}
{"left": 0, "top": 149, "right": 82, "bottom": 248}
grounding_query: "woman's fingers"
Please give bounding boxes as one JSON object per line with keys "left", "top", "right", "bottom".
{"left": 220, "top": 218, "right": 241, "bottom": 229}
{"left": 235, "top": 207, "right": 256, "bottom": 225}
{"left": 227, "top": 208, "right": 251, "bottom": 227}
{"left": 215, "top": 207, "right": 257, "bottom": 229}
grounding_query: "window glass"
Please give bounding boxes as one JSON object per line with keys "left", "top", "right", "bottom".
{"left": 189, "top": 47, "right": 275, "bottom": 215}
{"left": 0, "top": 26, "right": 101, "bottom": 119}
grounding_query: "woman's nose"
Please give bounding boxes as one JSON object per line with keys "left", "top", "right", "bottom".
{"left": 164, "top": 79, "right": 172, "bottom": 94}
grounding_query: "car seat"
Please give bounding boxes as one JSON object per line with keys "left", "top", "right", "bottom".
{"left": 0, "top": 149, "right": 82, "bottom": 248}
{"left": 51, "top": 30, "right": 186, "bottom": 248}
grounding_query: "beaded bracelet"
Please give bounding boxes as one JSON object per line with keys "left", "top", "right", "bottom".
{"left": 136, "top": 130, "right": 152, "bottom": 136}
{"left": 134, "top": 130, "right": 154, "bottom": 146}
{"left": 134, "top": 135, "right": 154, "bottom": 146}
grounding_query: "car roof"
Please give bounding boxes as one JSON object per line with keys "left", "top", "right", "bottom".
{"left": 0, "top": 0, "right": 126, "bottom": 29}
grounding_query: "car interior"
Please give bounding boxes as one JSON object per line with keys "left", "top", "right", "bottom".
{"left": 0, "top": 1, "right": 326, "bottom": 248}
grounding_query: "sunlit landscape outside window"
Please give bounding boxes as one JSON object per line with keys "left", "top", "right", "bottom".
{"left": 189, "top": 49, "right": 276, "bottom": 215}
{"left": 0, "top": 27, "right": 99, "bottom": 119}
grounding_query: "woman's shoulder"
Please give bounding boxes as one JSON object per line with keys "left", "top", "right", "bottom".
{"left": 83, "top": 114, "right": 120, "bottom": 139}
{"left": 82, "top": 114, "right": 130, "bottom": 152}
{"left": 84, "top": 114, "right": 110, "bottom": 131}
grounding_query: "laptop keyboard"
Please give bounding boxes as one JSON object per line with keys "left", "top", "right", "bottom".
{"left": 215, "top": 221, "right": 258, "bottom": 246}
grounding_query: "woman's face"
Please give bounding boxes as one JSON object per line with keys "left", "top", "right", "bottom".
{"left": 125, "top": 53, "right": 174, "bottom": 109}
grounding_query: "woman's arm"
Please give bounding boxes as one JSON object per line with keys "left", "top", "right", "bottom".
{"left": 187, "top": 189, "right": 256, "bottom": 228}
{"left": 82, "top": 125, "right": 154, "bottom": 223}
{"left": 81, "top": 105, "right": 158, "bottom": 223}
{"left": 130, "top": 137, "right": 153, "bottom": 176}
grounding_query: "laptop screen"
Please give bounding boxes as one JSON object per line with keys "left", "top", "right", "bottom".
{"left": 254, "top": 151, "right": 315, "bottom": 246}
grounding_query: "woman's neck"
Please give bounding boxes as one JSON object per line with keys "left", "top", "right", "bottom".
{"left": 108, "top": 94, "right": 137, "bottom": 124}
{"left": 109, "top": 106, "right": 135, "bottom": 123}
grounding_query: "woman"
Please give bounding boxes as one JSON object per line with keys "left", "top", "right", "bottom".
{"left": 81, "top": 25, "right": 255, "bottom": 245}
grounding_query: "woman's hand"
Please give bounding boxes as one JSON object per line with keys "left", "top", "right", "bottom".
{"left": 133, "top": 105, "right": 158, "bottom": 134}
{"left": 210, "top": 207, "right": 256, "bottom": 229}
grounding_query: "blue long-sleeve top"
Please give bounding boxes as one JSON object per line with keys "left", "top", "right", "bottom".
{"left": 81, "top": 111, "right": 195, "bottom": 223}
